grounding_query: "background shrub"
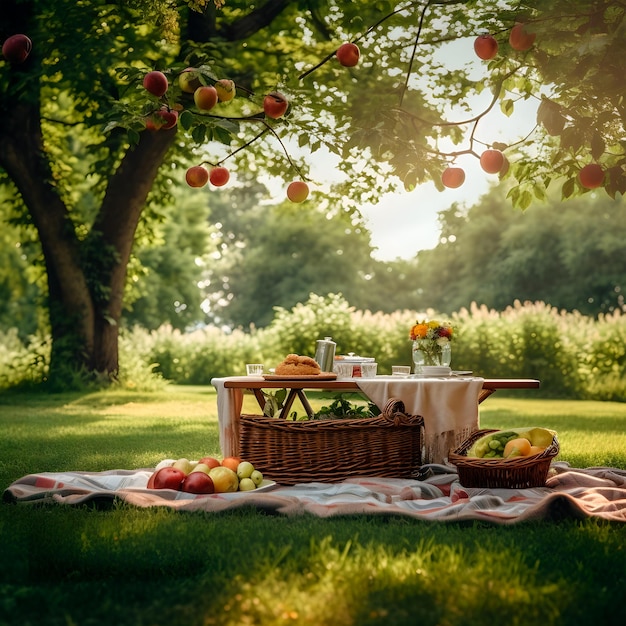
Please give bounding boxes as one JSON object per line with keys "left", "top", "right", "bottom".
{"left": 1, "top": 295, "right": 624, "bottom": 400}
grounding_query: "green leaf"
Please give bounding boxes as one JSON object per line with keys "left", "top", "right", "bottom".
{"left": 500, "top": 99, "right": 514, "bottom": 117}
{"left": 191, "top": 124, "right": 206, "bottom": 144}
{"left": 562, "top": 177, "right": 576, "bottom": 199}
{"left": 591, "top": 132, "right": 605, "bottom": 160}
{"left": 179, "top": 110, "right": 194, "bottom": 131}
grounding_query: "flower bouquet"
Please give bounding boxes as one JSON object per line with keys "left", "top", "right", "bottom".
{"left": 409, "top": 319, "right": 453, "bottom": 372}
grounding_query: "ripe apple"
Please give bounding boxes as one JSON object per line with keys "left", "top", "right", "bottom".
{"left": 151, "top": 467, "right": 186, "bottom": 490}
{"left": 441, "top": 167, "right": 465, "bottom": 189}
{"left": 479, "top": 149, "right": 505, "bottom": 174}
{"left": 215, "top": 79, "right": 236, "bottom": 102}
{"left": 209, "top": 166, "right": 230, "bottom": 187}
{"left": 509, "top": 23, "right": 536, "bottom": 51}
{"left": 198, "top": 456, "right": 221, "bottom": 469}
{"left": 287, "top": 181, "right": 309, "bottom": 203}
{"left": 263, "top": 92, "right": 289, "bottom": 119}
{"left": 194, "top": 85, "right": 218, "bottom": 111}
{"left": 238, "top": 478, "right": 256, "bottom": 491}
{"left": 208, "top": 466, "right": 239, "bottom": 493}
{"left": 145, "top": 108, "right": 178, "bottom": 130}
{"left": 181, "top": 471, "right": 215, "bottom": 494}
{"left": 473, "top": 34, "right": 498, "bottom": 60}
{"left": 578, "top": 163, "right": 604, "bottom": 189}
{"left": 336, "top": 42, "right": 360, "bottom": 67}
{"left": 250, "top": 469, "right": 264, "bottom": 486}
{"left": 186, "top": 165, "right": 209, "bottom": 188}
{"left": 2, "top": 34, "right": 32, "bottom": 64}
{"left": 172, "top": 458, "right": 195, "bottom": 474}
{"left": 221, "top": 456, "right": 241, "bottom": 472}
{"left": 237, "top": 461, "right": 255, "bottom": 479}
{"left": 143, "top": 71, "right": 168, "bottom": 97}
{"left": 178, "top": 67, "right": 202, "bottom": 93}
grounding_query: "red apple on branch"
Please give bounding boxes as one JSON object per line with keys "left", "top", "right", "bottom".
{"left": 336, "top": 42, "right": 360, "bottom": 67}
{"left": 509, "top": 23, "right": 536, "bottom": 51}
{"left": 441, "top": 167, "right": 466, "bottom": 189}
{"left": 287, "top": 181, "right": 309, "bottom": 202}
{"left": 578, "top": 163, "right": 604, "bottom": 189}
{"left": 186, "top": 166, "right": 209, "bottom": 188}
{"left": 209, "top": 166, "right": 230, "bottom": 187}
{"left": 474, "top": 34, "right": 498, "bottom": 60}
{"left": 263, "top": 92, "right": 289, "bottom": 119}
{"left": 145, "top": 108, "right": 178, "bottom": 130}
{"left": 2, "top": 34, "right": 32, "bottom": 64}
{"left": 479, "top": 149, "right": 505, "bottom": 174}
{"left": 143, "top": 71, "right": 168, "bottom": 97}
{"left": 194, "top": 85, "right": 218, "bottom": 111}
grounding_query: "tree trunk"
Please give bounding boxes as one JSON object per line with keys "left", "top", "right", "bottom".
{"left": 1, "top": 96, "right": 177, "bottom": 382}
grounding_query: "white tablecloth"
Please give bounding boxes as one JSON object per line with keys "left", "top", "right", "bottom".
{"left": 211, "top": 376, "right": 485, "bottom": 464}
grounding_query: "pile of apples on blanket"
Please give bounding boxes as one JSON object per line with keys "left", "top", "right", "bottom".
{"left": 148, "top": 456, "right": 264, "bottom": 494}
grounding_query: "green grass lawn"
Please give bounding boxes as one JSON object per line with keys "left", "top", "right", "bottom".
{"left": 0, "top": 386, "right": 625, "bottom": 626}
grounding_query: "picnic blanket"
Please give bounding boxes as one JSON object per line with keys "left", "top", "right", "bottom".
{"left": 4, "top": 462, "right": 626, "bottom": 523}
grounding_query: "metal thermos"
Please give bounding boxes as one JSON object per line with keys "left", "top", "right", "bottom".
{"left": 314, "top": 337, "right": 336, "bottom": 372}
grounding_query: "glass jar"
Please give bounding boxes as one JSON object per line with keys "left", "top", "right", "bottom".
{"left": 412, "top": 341, "right": 451, "bottom": 374}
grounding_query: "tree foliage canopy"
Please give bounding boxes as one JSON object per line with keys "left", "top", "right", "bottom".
{"left": 1, "top": 0, "right": 625, "bottom": 383}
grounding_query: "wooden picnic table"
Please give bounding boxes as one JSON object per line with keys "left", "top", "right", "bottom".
{"left": 214, "top": 376, "right": 540, "bottom": 464}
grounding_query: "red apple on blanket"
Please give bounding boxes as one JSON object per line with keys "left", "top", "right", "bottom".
{"left": 181, "top": 471, "right": 215, "bottom": 494}
{"left": 198, "top": 456, "right": 221, "bottom": 469}
{"left": 151, "top": 467, "right": 186, "bottom": 490}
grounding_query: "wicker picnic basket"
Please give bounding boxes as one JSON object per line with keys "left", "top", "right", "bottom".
{"left": 448, "top": 428, "right": 560, "bottom": 489}
{"left": 239, "top": 398, "right": 424, "bottom": 485}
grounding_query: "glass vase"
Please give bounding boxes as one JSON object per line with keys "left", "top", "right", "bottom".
{"left": 412, "top": 341, "right": 451, "bottom": 374}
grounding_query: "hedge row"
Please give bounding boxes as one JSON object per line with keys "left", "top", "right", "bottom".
{"left": 1, "top": 295, "right": 625, "bottom": 400}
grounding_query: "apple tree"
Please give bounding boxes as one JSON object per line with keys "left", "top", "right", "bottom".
{"left": 1, "top": 0, "right": 624, "bottom": 386}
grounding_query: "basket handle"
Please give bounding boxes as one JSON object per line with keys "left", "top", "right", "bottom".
{"left": 381, "top": 398, "right": 423, "bottom": 426}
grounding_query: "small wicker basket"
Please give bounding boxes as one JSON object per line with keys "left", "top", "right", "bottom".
{"left": 239, "top": 398, "right": 424, "bottom": 485}
{"left": 448, "top": 428, "right": 560, "bottom": 489}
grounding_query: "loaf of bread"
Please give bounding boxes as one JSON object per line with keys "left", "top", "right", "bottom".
{"left": 275, "top": 354, "right": 321, "bottom": 376}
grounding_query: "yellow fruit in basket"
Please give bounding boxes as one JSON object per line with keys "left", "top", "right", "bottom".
{"left": 525, "top": 427, "right": 555, "bottom": 448}
{"left": 529, "top": 445, "right": 545, "bottom": 456}
{"left": 503, "top": 437, "right": 532, "bottom": 458}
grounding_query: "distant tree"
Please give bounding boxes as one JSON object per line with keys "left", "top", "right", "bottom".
{"left": 414, "top": 188, "right": 626, "bottom": 315}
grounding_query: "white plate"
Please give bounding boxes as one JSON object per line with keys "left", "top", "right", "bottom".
{"left": 253, "top": 479, "right": 276, "bottom": 492}
{"left": 422, "top": 366, "right": 452, "bottom": 375}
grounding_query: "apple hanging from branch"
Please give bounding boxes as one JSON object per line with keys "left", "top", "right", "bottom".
{"left": 186, "top": 165, "right": 209, "bottom": 188}
{"left": 142, "top": 71, "right": 168, "bottom": 97}
{"left": 479, "top": 149, "right": 505, "bottom": 174}
{"left": 509, "top": 23, "right": 536, "bottom": 51}
{"left": 441, "top": 167, "right": 466, "bottom": 189}
{"left": 209, "top": 166, "right": 230, "bottom": 187}
{"left": 2, "top": 34, "right": 32, "bottom": 64}
{"left": 194, "top": 85, "right": 218, "bottom": 111}
{"left": 473, "top": 34, "right": 498, "bottom": 60}
{"left": 578, "top": 163, "right": 604, "bottom": 189}
{"left": 263, "top": 92, "right": 289, "bottom": 119}
{"left": 287, "top": 181, "right": 310, "bottom": 202}
{"left": 215, "top": 79, "right": 236, "bottom": 102}
{"left": 336, "top": 42, "right": 360, "bottom": 67}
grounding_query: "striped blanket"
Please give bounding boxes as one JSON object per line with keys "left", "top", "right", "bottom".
{"left": 4, "top": 462, "right": 626, "bottom": 523}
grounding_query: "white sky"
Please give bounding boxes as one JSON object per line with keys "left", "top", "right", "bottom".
{"left": 258, "top": 37, "right": 540, "bottom": 261}
{"left": 327, "top": 38, "right": 539, "bottom": 261}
